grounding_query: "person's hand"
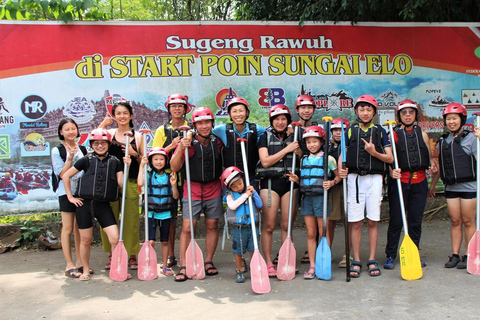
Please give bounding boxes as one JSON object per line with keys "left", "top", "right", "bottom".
{"left": 124, "top": 155, "right": 131, "bottom": 166}
{"left": 170, "top": 172, "right": 177, "bottom": 185}
{"left": 428, "top": 162, "right": 438, "bottom": 175}
{"left": 65, "top": 144, "right": 78, "bottom": 161}
{"left": 361, "top": 136, "right": 376, "bottom": 155}
{"left": 391, "top": 168, "right": 401, "bottom": 179}
{"left": 338, "top": 167, "right": 348, "bottom": 179}
{"left": 170, "top": 136, "right": 181, "bottom": 150}
{"left": 246, "top": 185, "right": 254, "bottom": 197}
{"left": 99, "top": 112, "right": 113, "bottom": 128}
{"left": 286, "top": 171, "right": 299, "bottom": 184}
{"left": 285, "top": 141, "right": 299, "bottom": 153}
{"left": 323, "top": 180, "right": 333, "bottom": 190}
{"left": 427, "top": 186, "right": 436, "bottom": 198}
{"left": 68, "top": 196, "right": 83, "bottom": 207}
{"left": 179, "top": 135, "right": 192, "bottom": 151}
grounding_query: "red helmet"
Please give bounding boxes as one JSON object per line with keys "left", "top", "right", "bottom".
{"left": 89, "top": 129, "right": 111, "bottom": 146}
{"left": 191, "top": 107, "right": 215, "bottom": 125}
{"left": 227, "top": 97, "right": 250, "bottom": 119}
{"left": 295, "top": 94, "right": 316, "bottom": 111}
{"left": 330, "top": 118, "right": 350, "bottom": 130}
{"left": 165, "top": 94, "right": 192, "bottom": 114}
{"left": 221, "top": 166, "right": 243, "bottom": 189}
{"left": 396, "top": 99, "right": 418, "bottom": 123}
{"left": 303, "top": 125, "right": 325, "bottom": 140}
{"left": 269, "top": 104, "right": 292, "bottom": 126}
{"left": 443, "top": 102, "right": 467, "bottom": 117}
{"left": 354, "top": 94, "right": 378, "bottom": 111}
{"left": 148, "top": 147, "right": 169, "bottom": 160}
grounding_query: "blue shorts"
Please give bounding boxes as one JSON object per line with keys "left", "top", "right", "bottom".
{"left": 148, "top": 217, "right": 171, "bottom": 242}
{"left": 232, "top": 225, "right": 258, "bottom": 255}
{"left": 300, "top": 195, "right": 330, "bottom": 218}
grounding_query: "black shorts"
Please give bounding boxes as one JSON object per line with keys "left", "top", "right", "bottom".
{"left": 260, "top": 177, "right": 298, "bottom": 198}
{"left": 445, "top": 191, "right": 477, "bottom": 199}
{"left": 58, "top": 195, "right": 77, "bottom": 213}
{"left": 148, "top": 217, "right": 171, "bottom": 242}
{"left": 75, "top": 199, "right": 117, "bottom": 230}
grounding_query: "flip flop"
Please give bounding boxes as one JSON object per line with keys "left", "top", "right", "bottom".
{"left": 267, "top": 264, "right": 277, "bottom": 278}
{"left": 79, "top": 273, "right": 90, "bottom": 281}
{"left": 301, "top": 251, "right": 310, "bottom": 264}
{"left": 77, "top": 266, "right": 94, "bottom": 275}
{"left": 129, "top": 257, "right": 138, "bottom": 270}
{"left": 64, "top": 268, "right": 81, "bottom": 278}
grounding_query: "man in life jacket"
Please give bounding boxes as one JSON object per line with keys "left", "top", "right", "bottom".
{"left": 384, "top": 100, "right": 436, "bottom": 270}
{"left": 338, "top": 94, "right": 393, "bottom": 278}
{"left": 212, "top": 97, "right": 265, "bottom": 188}
{"left": 295, "top": 94, "right": 318, "bottom": 127}
{"left": 152, "top": 93, "right": 193, "bottom": 269}
{"left": 170, "top": 107, "right": 224, "bottom": 281}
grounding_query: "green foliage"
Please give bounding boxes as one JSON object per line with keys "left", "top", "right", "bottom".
{"left": 17, "top": 217, "right": 43, "bottom": 242}
{"left": 0, "top": 0, "right": 109, "bottom": 22}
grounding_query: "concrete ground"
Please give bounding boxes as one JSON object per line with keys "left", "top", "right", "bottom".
{"left": 1, "top": 219, "right": 479, "bottom": 320}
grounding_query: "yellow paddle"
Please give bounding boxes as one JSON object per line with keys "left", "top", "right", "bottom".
{"left": 384, "top": 120, "right": 422, "bottom": 281}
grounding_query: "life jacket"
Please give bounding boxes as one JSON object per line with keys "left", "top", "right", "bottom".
{"left": 51, "top": 144, "right": 88, "bottom": 192}
{"left": 147, "top": 171, "right": 176, "bottom": 213}
{"left": 256, "top": 131, "right": 300, "bottom": 179}
{"left": 161, "top": 120, "right": 190, "bottom": 154}
{"left": 188, "top": 135, "right": 222, "bottom": 184}
{"left": 225, "top": 190, "right": 259, "bottom": 225}
{"left": 346, "top": 124, "right": 387, "bottom": 175}
{"left": 394, "top": 125, "right": 430, "bottom": 172}
{"left": 76, "top": 154, "right": 120, "bottom": 201}
{"left": 438, "top": 131, "right": 476, "bottom": 185}
{"left": 222, "top": 123, "right": 258, "bottom": 176}
{"left": 299, "top": 154, "right": 325, "bottom": 196}
{"left": 328, "top": 143, "right": 340, "bottom": 162}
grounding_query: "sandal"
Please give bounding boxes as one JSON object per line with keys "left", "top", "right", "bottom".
{"left": 161, "top": 267, "right": 174, "bottom": 276}
{"left": 235, "top": 270, "right": 245, "bottom": 283}
{"left": 174, "top": 266, "right": 188, "bottom": 282}
{"left": 79, "top": 273, "right": 91, "bottom": 281}
{"left": 77, "top": 266, "right": 94, "bottom": 275}
{"left": 167, "top": 256, "right": 177, "bottom": 268}
{"left": 338, "top": 255, "right": 352, "bottom": 268}
{"left": 105, "top": 253, "right": 112, "bottom": 270}
{"left": 65, "top": 268, "right": 81, "bottom": 278}
{"left": 350, "top": 261, "right": 362, "bottom": 278}
{"left": 367, "top": 260, "right": 381, "bottom": 277}
{"left": 204, "top": 261, "right": 219, "bottom": 276}
{"left": 241, "top": 258, "right": 248, "bottom": 273}
{"left": 129, "top": 257, "right": 138, "bottom": 270}
{"left": 267, "top": 264, "right": 277, "bottom": 278}
{"left": 301, "top": 251, "right": 310, "bottom": 264}
{"left": 273, "top": 253, "right": 279, "bottom": 265}
{"left": 303, "top": 266, "right": 315, "bottom": 280}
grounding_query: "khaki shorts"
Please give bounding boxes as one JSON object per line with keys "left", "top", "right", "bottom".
{"left": 329, "top": 183, "right": 344, "bottom": 221}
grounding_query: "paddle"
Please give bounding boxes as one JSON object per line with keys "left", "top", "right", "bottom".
{"left": 341, "top": 118, "right": 350, "bottom": 282}
{"left": 110, "top": 131, "right": 133, "bottom": 282}
{"left": 180, "top": 126, "right": 205, "bottom": 280}
{"left": 237, "top": 137, "right": 270, "bottom": 294}
{"left": 138, "top": 129, "right": 158, "bottom": 281}
{"left": 384, "top": 120, "right": 422, "bottom": 280}
{"left": 277, "top": 122, "right": 301, "bottom": 281}
{"left": 467, "top": 112, "right": 480, "bottom": 274}
{"left": 316, "top": 117, "right": 333, "bottom": 280}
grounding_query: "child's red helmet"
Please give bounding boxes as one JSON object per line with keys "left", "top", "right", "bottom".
{"left": 147, "top": 147, "right": 169, "bottom": 161}
{"left": 221, "top": 166, "right": 243, "bottom": 189}
{"left": 354, "top": 94, "right": 378, "bottom": 111}
{"left": 330, "top": 118, "right": 350, "bottom": 130}
{"left": 302, "top": 125, "right": 325, "bottom": 140}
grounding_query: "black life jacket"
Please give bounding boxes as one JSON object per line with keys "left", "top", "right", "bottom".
{"left": 256, "top": 131, "right": 300, "bottom": 179}
{"left": 394, "top": 125, "right": 430, "bottom": 172}
{"left": 188, "top": 135, "right": 222, "bottom": 184}
{"left": 328, "top": 143, "right": 340, "bottom": 162}
{"left": 346, "top": 124, "right": 388, "bottom": 175}
{"left": 222, "top": 123, "right": 258, "bottom": 176}
{"left": 438, "top": 131, "right": 476, "bottom": 185}
{"left": 299, "top": 154, "right": 325, "bottom": 196}
{"left": 76, "top": 154, "right": 120, "bottom": 201}
{"left": 147, "top": 171, "right": 177, "bottom": 213}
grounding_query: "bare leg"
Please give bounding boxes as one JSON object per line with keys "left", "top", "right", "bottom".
{"left": 447, "top": 198, "right": 463, "bottom": 255}
{"left": 204, "top": 218, "right": 219, "bottom": 262}
{"left": 60, "top": 211, "right": 76, "bottom": 271}
{"left": 260, "top": 189, "right": 280, "bottom": 266}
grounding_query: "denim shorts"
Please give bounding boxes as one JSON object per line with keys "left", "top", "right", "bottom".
{"left": 301, "top": 195, "right": 330, "bottom": 218}
{"left": 232, "top": 225, "right": 258, "bottom": 255}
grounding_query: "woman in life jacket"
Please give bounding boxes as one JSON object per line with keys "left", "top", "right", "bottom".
{"left": 51, "top": 118, "right": 84, "bottom": 278}
{"left": 63, "top": 129, "right": 130, "bottom": 281}
{"left": 98, "top": 101, "right": 144, "bottom": 271}
{"left": 429, "top": 102, "right": 478, "bottom": 269}
{"left": 256, "top": 104, "right": 302, "bottom": 277}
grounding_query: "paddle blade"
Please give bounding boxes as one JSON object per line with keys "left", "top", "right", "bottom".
{"left": 315, "top": 237, "right": 332, "bottom": 280}
{"left": 467, "top": 231, "right": 480, "bottom": 275}
{"left": 250, "top": 249, "right": 271, "bottom": 294}
{"left": 277, "top": 237, "right": 296, "bottom": 281}
{"left": 138, "top": 242, "right": 158, "bottom": 281}
{"left": 399, "top": 235, "right": 423, "bottom": 280}
{"left": 109, "top": 241, "right": 129, "bottom": 281}
{"left": 185, "top": 240, "right": 205, "bottom": 280}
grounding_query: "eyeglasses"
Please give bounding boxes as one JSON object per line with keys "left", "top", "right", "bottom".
{"left": 400, "top": 109, "right": 416, "bottom": 115}
{"left": 92, "top": 141, "right": 109, "bottom": 147}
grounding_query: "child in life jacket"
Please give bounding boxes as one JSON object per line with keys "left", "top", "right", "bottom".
{"left": 221, "top": 166, "right": 263, "bottom": 283}
{"left": 63, "top": 129, "right": 130, "bottom": 281}
{"left": 138, "top": 147, "right": 179, "bottom": 276}
{"left": 288, "top": 126, "right": 338, "bottom": 279}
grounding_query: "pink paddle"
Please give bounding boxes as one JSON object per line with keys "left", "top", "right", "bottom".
{"left": 467, "top": 112, "right": 480, "bottom": 275}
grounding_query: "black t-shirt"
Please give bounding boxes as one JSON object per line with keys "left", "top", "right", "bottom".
{"left": 109, "top": 130, "right": 140, "bottom": 179}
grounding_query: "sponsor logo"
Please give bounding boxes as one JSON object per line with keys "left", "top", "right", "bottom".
{"left": 0, "top": 135, "right": 11, "bottom": 159}
{"left": 462, "top": 89, "right": 480, "bottom": 109}
{"left": 21, "top": 95, "right": 47, "bottom": 120}
{"left": 215, "top": 87, "right": 237, "bottom": 118}
{"left": 21, "top": 132, "right": 50, "bottom": 157}
{"left": 0, "top": 97, "right": 15, "bottom": 129}
{"left": 20, "top": 122, "right": 49, "bottom": 129}
{"left": 139, "top": 121, "right": 155, "bottom": 153}
{"left": 104, "top": 94, "right": 127, "bottom": 117}
{"left": 302, "top": 90, "right": 353, "bottom": 111}
{"left": 377, "top": 89, "right": 402, "bottom": 109}
{"left": 258, "top": 88, "right": 286, "bottom": 110}
{"left": 63, "top": 97, "right": 96, "bottom": 124}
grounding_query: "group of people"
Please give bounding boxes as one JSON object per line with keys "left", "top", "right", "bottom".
{"left": 51, "top": 93, "right": 479, "bottom": 283}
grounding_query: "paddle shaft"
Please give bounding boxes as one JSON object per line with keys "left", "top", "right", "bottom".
{"left": 322, "top": 120, "right": 330, "bottom": 235}
{"left": 239, "top": 139, "right": 260, "bottom": 250}
{"left": 475, "top": 113, "right": 480, "bottom": 230}
{"left": 286, "top": 125, "right": 300, "bottom": 238}
{"left": 340, "top": 118, "right": 350, "bottom": 281}
{"left": 119, "top": 134, "right": 131, "bottom": 241}
{"left": 182, "top": 130, "right": 196, "bottom": 241}
{"left": 141, "top": 132, "right": 149, "bottom": 241}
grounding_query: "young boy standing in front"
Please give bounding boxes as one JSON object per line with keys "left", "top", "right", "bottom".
{"left": 338, "top": 95, "right": 393, "bottom": 278}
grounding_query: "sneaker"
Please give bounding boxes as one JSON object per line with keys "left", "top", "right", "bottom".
{"left": 421, "top": 261, "right": 427, "bottom": 268}
{"left": 445, "top": 254, "right": 461, "bottom": 268}
{"left": 384, "top": 257, "right": 395, "bottom": 270}
{"left": 235, "top": 270, "right": 245, "bottom": 283}
{"left": 456, "top": 255, "right": 467, "bottom": 269}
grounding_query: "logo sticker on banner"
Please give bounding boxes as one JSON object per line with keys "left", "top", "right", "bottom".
{"left": 21, "top": 95, "right": 47, "bottom": 120}
{"left": 215, "top": 87, "right": 237, "bottom": 117}
{"left": 63, "top": 97, "right": 96, "bottom": 124}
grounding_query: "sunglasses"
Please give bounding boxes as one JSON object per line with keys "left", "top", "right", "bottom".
{"left": 400, "top": 109, "right": 416, "bottom": 115}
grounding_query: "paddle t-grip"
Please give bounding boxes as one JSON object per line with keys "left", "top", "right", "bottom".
{"left": 139, "top": 129, "right": 151, "bottom": 134}
{"left": 237, "top": 138, "right": 248, "bottom": 143}
{"left": 124, "top": 131, "right": 134, "bottom": 137}
{"left": 322, "top": 116, "right": 333, "bottom": 123}
{"left": 179, "top": 125, "right": 191, "bottom": 132}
